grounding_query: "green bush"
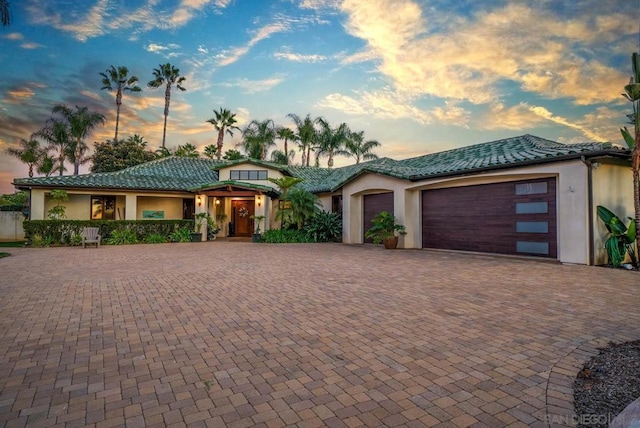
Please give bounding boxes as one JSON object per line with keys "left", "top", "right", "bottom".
{"left": 144, "top": 233, "right": 168, "bottom": 244}
{"left": 304, "top": 211, "right": 342, "bottom": 242}
{"left": 23, "top": 220, "right": 193, "bottom": 246}
{"left": 106, "top": 229, "right": 138, "bottom": 245}
{"left": 170, "top": 228, "right": 192, "bottom": 243}
{"left": 261, "top": 229, "right": 310, "bottom": 243}
{"left": 31, "top": 234, "right": 54, "bottom": 248}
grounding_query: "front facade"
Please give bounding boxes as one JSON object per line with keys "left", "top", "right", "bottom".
{"left": 13, "top": 135, "right": 632, "bottom": 265}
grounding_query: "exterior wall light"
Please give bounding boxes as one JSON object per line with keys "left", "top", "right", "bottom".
{"left": 196, "top": 195, "right": 202, "bottom": 206}
{"left": 256, "top": 195, "right": 262, "bottom": 207}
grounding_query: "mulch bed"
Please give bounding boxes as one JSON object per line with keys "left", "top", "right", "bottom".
{"left": 574, "top": 340, "right": 640, "bottom": 427}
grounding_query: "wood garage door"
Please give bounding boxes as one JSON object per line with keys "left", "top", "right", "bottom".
{"left": 363, "top": 192, "right": 394, "bottom": 243}
{"left": 422, "top": 178, "right": 557, "bottom": 258}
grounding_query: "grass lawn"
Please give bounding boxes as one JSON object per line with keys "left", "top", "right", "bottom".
{"left": 0, "top": 241, "right": 25, "bottom": 247}
{"left": 0, "top": 252, "right": 10, "bottom": 258}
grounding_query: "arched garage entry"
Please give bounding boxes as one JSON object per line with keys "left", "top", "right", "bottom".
{"left": 363, "top": 192, "right": 394, "bottom": 243}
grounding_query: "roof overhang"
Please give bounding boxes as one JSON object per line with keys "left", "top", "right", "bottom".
{"left": 190, "top": 180, "right": 280, "bottom": 198}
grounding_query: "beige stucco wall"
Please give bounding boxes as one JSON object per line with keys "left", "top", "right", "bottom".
{"left": 0, "top": 211, "right": 25, "bottom": 241}
{"left": 137, "top": 196, "right": 184, "bottom": 220}
{"left": 591, "top": 161, "right": 634, "bottom": 265}
{"left": 342, "top": 160, "right": 597, "bottom": 265}
{"left": 218, "top": 165, "right": 283, "bottom": 189}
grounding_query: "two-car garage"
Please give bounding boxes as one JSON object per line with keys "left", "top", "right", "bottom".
{"left": 421, "top": 178, "right": 557, "bottom": 258}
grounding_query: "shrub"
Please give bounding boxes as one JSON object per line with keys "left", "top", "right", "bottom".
{"left": 31, "top": 234, "right": 54, "bottom": 248}
{"left": 170, "top": 228, "right": 192, "bottom": 243}
{"left": 261, "top": 229, "right": 309, "bottom": 243}
{"left": 144, "top": 233, "right": 168, "bottom": 244}
{"left": 106, "top": 229, "right": 138, "bottom": 245}
{"left": 304, "top": 211, "right": 342, "bottom": 242}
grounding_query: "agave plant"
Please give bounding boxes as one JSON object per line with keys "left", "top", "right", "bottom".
{"left": 596, "top": 205, "right": 637, "bottom": 267}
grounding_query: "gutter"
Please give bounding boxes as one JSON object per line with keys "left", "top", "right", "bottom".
{"left": 581, "top": 156, "right": 596, "bottom": 266}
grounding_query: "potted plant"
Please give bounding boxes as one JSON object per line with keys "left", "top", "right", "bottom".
{"left": 365, "top": 211, "right": 407, "bottom": 249}
{"left": 207, "top": 215, "right": 221, "bottom": 240}
{"left": 250, "top": 215, "right": 265, "bottom": 242}
{"left": 192, "top": 212, "right": 211, "bottom": 242}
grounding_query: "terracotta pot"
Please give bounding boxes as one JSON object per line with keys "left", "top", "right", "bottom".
{"left": 383, "top": 236, "right": 398, "bottom": 249}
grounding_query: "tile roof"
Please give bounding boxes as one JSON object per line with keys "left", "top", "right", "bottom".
{"left": 12, "top": 135, "right": 629, "bottom": 194}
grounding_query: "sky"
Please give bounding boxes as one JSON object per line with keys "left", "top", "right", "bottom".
{"left": 1, "top": 0, "right": 639, "bottom": 194}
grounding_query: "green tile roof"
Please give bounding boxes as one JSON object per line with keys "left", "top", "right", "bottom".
{"left": 13, "top": 135, "right": 629, "bottom": 194}
{"left": 13, "top": 157, "right": 222, "bottom": 191}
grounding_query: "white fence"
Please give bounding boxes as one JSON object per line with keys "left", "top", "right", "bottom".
{"left": 0, "top": 211, "right": 25, "bottom": 241}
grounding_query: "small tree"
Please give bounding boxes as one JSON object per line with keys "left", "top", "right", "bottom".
{"left": 47, "top": 190, "right": 69, "bottom": 219}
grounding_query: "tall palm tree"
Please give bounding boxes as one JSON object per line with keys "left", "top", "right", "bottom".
{"left": 1, "top": 0, "right": 10, "bottom": 27}
{"left": 99, "top": 65, "right": 142, "bottom": 141}
{"left": 345, "top": 130, "right": 381, "bottom": 164}
{"left": 148, "top": 63, "right": 186, "bottom": 149}
{"left": 174, "top": 143, "right": 199, "bottom": 158}
{"left": 34, "top": 119, "right": 71, "bottom": 176}
{"left": 203, "top": 144, "right": 218, "bottom": 159}
{"left": 36, "top": 152, "right": 61, "bottom": 177}
{"left": 287, "top": 113, "right": 321, "bottom": 167}
{"left": 51, "top": 104, "right": 105, "bottom": 175}
{"left": 276, "top": 127, "right": 297, "bottom": 166}
{"left": 621, "top": 52, "right": 640, "bottom": 254}
{"left": 6, "top": 138, "right": 42, "bottom": 177}
{"left": 317, "top": 119, "right": 350, "bottom": 168}
{"left": 241, "top": 119, "right": 276, "bottom": 160}
{"left": 65, "top": 140, "right": 92, "bottom": 173}
{"left": 206, "top": 108, "right": 240, "bottom": 160}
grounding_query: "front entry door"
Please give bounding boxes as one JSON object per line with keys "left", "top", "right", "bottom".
{"left": 231, "top": 200, "right": 255, "bottom": 237}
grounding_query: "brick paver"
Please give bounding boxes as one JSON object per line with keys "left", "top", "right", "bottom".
{"left": 0, "top": 243, "right": 638, "bottom": 427}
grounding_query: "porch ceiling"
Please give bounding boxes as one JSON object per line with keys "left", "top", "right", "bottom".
{"left": 191, "top": 180, "right": 280, "bottom": 198}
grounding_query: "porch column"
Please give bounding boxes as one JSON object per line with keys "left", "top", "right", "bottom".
{"left": 195, "top": 194, "right": 208, "bottom": 241}
{"left": 30, "top": 189, "right": 46, "bottom": 220}
{"left": 125, "top": 194, "right": 137, "bottom": 220}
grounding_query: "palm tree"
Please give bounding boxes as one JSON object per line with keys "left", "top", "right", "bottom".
{"left": 203, "top": 144, "right": 218, "bottom": 159}
{"left": 34, "top": 119, "right": 71, "bottom": 176}
{"left": 65, "top": 140, "right": 92, "bottom": 173}
{"left": 36, "top": 152, "right": 61, "bottom": 177}
{"left": 317, "top": 119, "right": 350, "bottom": 168}
{"left": 276, "top": 127, "right": 297, "bottom": 165}
{"left": 99, "top": 65, "right": 142, "bottom": 141}
{"left": 155, "top": 147, "right": 173, "bottom": 157}
{"left": 621, "top": 52, "right": 640, "bottom": 256}
{"left": 148, "top": 63, "right": 186, "bottom": 149}
{"left": 206, "top": 108, "right": 240, "bottom": 160}
{"left": 345, "top": 130, "right": 381, "bottom": 164}
{"left": 241, "top": 119, "right": 276, "bottom": 160}
{"left": 174, "top": 143, "right": 199, "bottom": 158}
{"left": 51, "top": 104, "right": 106, "bottom": 175}
{"left": 1, "top": 0, "right": 10, "bottom": 27}
{"left": 7, "top": 138, "right": 42, "bottom": 177}
{"left": 287, "top": 113, "right": 321, "bottom": 167}
{"left": 286, "top": 188, "right": 321, "bottom": 229}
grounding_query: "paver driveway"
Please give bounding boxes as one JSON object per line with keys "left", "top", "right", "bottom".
{"left": 0, "top": 243, "right": 639, "bottom": 428}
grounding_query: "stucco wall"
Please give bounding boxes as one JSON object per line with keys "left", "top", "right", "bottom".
{"left": 342, "top": 160, "right": 595, "bottom": 264}
{"left": 592, "top": 161, "right": 634, "bottom": 265}
{"left": 137, "top": 196, "right": 184, "bottom": 220}
{"left": 0, "top": 211, "right": 25, "bottom": 241}
{"left": 218, "top": 165, "right": 283, "bottom": 188}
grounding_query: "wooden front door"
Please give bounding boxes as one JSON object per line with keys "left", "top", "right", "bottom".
{"left": 231, "top": 200, "right": 255, "bottom": 237}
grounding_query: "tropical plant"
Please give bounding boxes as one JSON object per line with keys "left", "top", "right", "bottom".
{"left": 91, "top": 135, "right": 156, "bottom": 173}
{"left": 206, "top": 107, "right": 240, "bottom": 160}
{"left": 194, "top": 212, "right": 211, "bottom": 232}
{"left": 304, "top": 211, "right": 342, "bottom": 242}
{"left": 250, "top": 215, "right": 265, "bottom": 234}
{"left": 99, "top": 65, "right": 142, "bottom": 141}
{"left": 34, "top": 119, "right": 71, "bottom": 176}
{"left": 365, "top": 211, "right": 407, "bottom": 245}
{"left": 51, "top": 104, "right": 106, "bottom": 175}
{"left": 64, "top": 140, "right": 92, "bottom": 173}
{"left": 203, "top": 144, "right": 218, "bottom": 159}
{"left": 276, "top": 127, "right": 297, "bottom": 165}
{"left": 170, "top": 227, "right": 192, "bottom": 243}
{"left": 261, "top": 229, "right": 309, "bottom": 243}
{"left": 148, "top": 63, "right": 187, "bottom": 149}
{"left": 284, "top": 188, "right": 321, "bottom": 230}
{"left": 287, "top": 113, "right": 321, "bottom": 166}
{"left": 36, "top": 151, "right": 61, "bottom": 177}
{"left": 241, "top": 119, "right": 276, "bottom": 160}
{"left": 7, "top": 138, "right": 42, "bottom": 177}
{"left": 596, "top": 205, "right": 637, "bottom": 267}
{"left": 345, "top": 130, "right": 380, "bottom": 164}
{"left": 222, "top": 149, "right": 243, "bottom": 160}
{"left": 106, "top": 229, "right": 138, "bottom": 245}
{"left": 317, "top": 119, "right": 350, "bottom": 168}
{"left": 144, "top": 233, "right": 168, "bottom": 244}
{"left": 174, "top": 143, "right": 199, "bottom": 158}
{"left": 621, "top": 52, "right": 640, "bottom": 253}
{"left": 155, "top": 146, "right": 173, "bottom": 157}
{"left": 47, "top": 190, "right": 69, "bottom": 220}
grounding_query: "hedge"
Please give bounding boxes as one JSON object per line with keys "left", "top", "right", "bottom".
{"left": 23, "top": 219, "right": 194, "bottom": 245}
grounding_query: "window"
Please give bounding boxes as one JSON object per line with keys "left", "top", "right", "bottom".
{"left": 516, "top": 221, "right": 548, "bottom": 233}
{"left": 515, "top": 182, "right": 548, "bottom": 195}
{"left": 332, "top": 195, "right": 343, "bottom": 217}
{"left": 91, "top": 196, "right": 116, "bottom": 220}
{"left": 230, "top": 170, "right": 268, "bottom": 180}
{"left": 516, "top": 202, "right": 548, "bottom": 214}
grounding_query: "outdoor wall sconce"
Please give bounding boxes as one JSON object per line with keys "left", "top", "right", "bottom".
{"left": 256, "top": 195, "right": 262, "bottom": 207}
{"left": 196, "top": 195, "right": 202, "bottom": 206}
{"left": 215, "top": 199, "right": 220, "bottom": 205}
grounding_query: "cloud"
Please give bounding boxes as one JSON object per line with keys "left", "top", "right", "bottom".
{"left": 2, "top": 32, "right": 23, "bottom": 40}
{"left": 218, "top": 21, "right": 289, "bottom": 67}
{"left": 219, "top": 77, "right": 284, "bottom": 93}
{"left": 26, "top": 0, "right": 109, "bottom": 42}
{"left": 273, "top": 51, "right": 327, "bottom": 62}
{"left": 21, "top": 42, "right": 44, "bottom": 49}
{"left": 527, "top": 105, "right": 607, "bottom": 141}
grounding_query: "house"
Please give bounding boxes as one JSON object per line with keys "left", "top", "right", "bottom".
{"left": 13, "top": 134, "right": 632, "bottom": 265}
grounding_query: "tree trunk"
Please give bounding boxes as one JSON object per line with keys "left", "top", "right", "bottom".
{"left": 284, "top": 138, "right": 288, "bottom": 165}
{"left": 307, "top": 146, "right": 311, "bottom": 166}
{"left": 216, "top": 128, "right": 224, "bottom": 160}
{"left": 115, "top": 89, "right": 122, "bottom": 141}
{"left": 59, "top": 153, "right": 64, "bottom": 176}
{"left": 74, "top": 138, "right": 81, "bottom": 175}
{"left": 162, "top": 85, "right": 171, "bottom": 149}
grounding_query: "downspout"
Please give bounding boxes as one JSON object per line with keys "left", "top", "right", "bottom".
{"left": 581, "top": 156, "right": 595, "bottom": 266}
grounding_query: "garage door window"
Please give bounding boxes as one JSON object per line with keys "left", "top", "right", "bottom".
{"left": 515, "top": 182, "right": 547, "bottom": 195}
{"left": 516, "top": 241, "right": 549, "bottom": 255}
{"left": 516, "top": 221, "right": 549, "bottom": 233}
{"left": 516, "top": 202, "right": 548, "bottom": 214}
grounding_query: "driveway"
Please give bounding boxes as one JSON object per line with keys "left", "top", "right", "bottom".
{"left": 0, "top": 243, "right": 638, "bottom": 427}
